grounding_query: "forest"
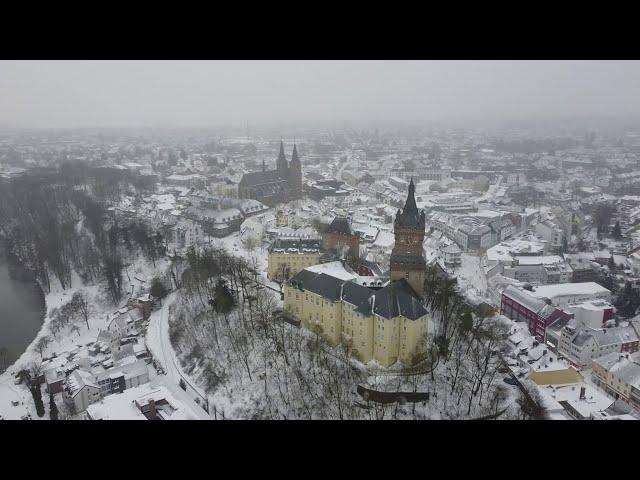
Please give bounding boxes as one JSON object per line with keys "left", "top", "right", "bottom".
{"left": 0, "top": 164, "right": 164, "bottom": 303}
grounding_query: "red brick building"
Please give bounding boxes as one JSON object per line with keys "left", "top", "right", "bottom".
{"left": 500, "top": 285, "right": 573, "bottom": 341}
{"left": 322, "top": 217, "right": 360, "bottom": 260}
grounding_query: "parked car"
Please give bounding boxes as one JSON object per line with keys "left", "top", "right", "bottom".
{"left": 503, "top": 377, "right": 519, "bottom": 386}
{"left": 498, "top": 367, "right": 510, "bottom": 374}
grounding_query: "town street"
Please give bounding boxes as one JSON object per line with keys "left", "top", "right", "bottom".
{"left": 146, "top": 292, "right": 212, "bottom": 420}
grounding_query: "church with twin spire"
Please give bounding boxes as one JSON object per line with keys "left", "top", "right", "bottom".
{"left": 238, "top": 140, "right": 303, "bottom": 207}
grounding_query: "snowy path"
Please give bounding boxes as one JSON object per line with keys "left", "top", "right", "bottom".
{"left": 146, "top": 292, "right": 211, "bottom": 420}
{"left": 455, "top": 254, "right": 489, "bottom": 303}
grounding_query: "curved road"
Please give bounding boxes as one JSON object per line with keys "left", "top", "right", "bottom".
{"left": 146, "top": 292, "right": 211, "bottom": 420}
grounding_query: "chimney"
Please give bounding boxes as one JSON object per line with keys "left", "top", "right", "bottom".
{"left": 579, "top": 386, "right": 586, "bottom": 400}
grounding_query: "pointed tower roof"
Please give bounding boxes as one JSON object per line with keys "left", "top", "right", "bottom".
{"left": 276, "top": 140, "right": 288, "bottom": 172}
{"left": 291, "top": 143, "right": 300, "bottom": 165}
{"left": 395, "top": 178, "right": 423, "bottom": 227}
{"left": 277, "top": 140, "right": 286, "bottom": 161}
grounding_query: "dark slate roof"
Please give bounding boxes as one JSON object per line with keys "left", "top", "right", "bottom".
{"left": 326, "top": 216, "right": 354, "bottom": 235}
{"left": 370, "top": 280, "right": 428, "bottom": 320}
{"left": 358, "top": 259, "right": 384, "bottom": 276}
{"left": 289, "top": 271, "right": 427, "bottom": 320}
{"left": 240, "top": 169, "right": 288, "bottom": 187}
{"left": 395, "top": 178, "right": 425, "bottom": 228}
{"left": 290, "top": 270, "right": 344, "bottom": 302}
{"left": 269, "top": 237, "right": 321, "bottom": 252}
{"left": 390, "top": 254, "right": 427, "bottom": 266}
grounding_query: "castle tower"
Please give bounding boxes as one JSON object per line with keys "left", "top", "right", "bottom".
{"left": 276, "top": 140, "right": 288, "bottom": 174}
{"left": 390, "top": 178, "right": 426, "bottom": 296}
{"left": 289, "top": 143, "right": 303, "bottom": 200}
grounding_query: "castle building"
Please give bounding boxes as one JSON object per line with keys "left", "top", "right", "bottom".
{"left": 238, "top": 141, "right": 303, "bottom": 207}
{"left": 284, "top": 264, "right": 428, "bottom": 367}
{"left": 282, "top": 181, "right": 431, "bottom": 367}
{"left": 390, "top": 178, "right": 427, "bottom": 296}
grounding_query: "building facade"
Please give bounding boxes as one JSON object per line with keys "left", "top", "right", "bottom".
{"left": 284, "top": 269, "right": 428, "bottom": 367}
{"left": 558, "top": 324, "right": 640, "bottom": 370}
{"left": 267, "top": 237, "right": 322, "bottom": 281}
{"left": 500, "top": 285, "right": 573, "bottom": 341}
{"left": 322, "top": 216, "right": 360, "bottom": 260}
{"left": 592, "top": 352, "right": 640, "bottom": 409}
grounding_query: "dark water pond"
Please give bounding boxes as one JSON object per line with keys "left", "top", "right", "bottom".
{"left": 0, "top": 251, "right": 45, "bottom": 371}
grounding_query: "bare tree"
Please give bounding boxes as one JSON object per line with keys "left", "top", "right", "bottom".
{"left": 70, "top": 290, "right": 92, "bottom": 330}
{"left": 241, "top": 234, "right": 260, "bottom": 253}
{"left": 35, "top": 335, "right": 52, "bottom": 360}
{"left": 70, "top": 324, "right": 81, "bottom": 337}
{"left": 275, "top": 263, "right": 291, "bottom": 287}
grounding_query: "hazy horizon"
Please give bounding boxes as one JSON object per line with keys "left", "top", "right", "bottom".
{"left": 1, "top": 60, "right": 640, "bottom": 129}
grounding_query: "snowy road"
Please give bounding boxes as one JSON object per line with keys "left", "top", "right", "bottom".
{"left": 476, "top": 174, "right": 503, "bottom": 203}
{"left": 146, "top": 292, "right": 211, "bottom": 420}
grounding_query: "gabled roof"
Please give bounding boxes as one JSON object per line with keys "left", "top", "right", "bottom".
{"left": 289, "top": 269, "right": 427, "bottom": 320}
{"left": 326, "top": 216, "right": 354, "bottom": 235}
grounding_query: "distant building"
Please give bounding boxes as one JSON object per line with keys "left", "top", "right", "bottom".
{"left": 238, "top": 141, "right": 302, "bottom": 207}
{"left": 535, "top": 219, "right": 565, "bottom": 254}
{"left": 564, "top": 253, "right": 598, "bottom": 283}
{"left": 500, "top": 285, "right": 573, "bottom": 341}
{"left": 529, "top": 282, "right": 611, "bottom": 308}
{"left": 306, "top": 179, "right": 351, "bottom": 200}
{"left": 62, "top": 357, "right": 150, "bottom": 413}
{"left": 440, "top": 244, "right": 462, "bottom": 267}
{"left": 558, "top": 323, "right": 640, "bottom": 370}
{"left": 184, "top": 205, "right": 244, "bottom": 238}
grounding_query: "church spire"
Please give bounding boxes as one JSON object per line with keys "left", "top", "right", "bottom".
{"left": 277, "top": 140, "right": 288, "bottom": 173}
{"left": 291, "top": 142, "right": 300, "bottom": 164}
{"left": 289, "top": 142, "right": 302, "bottom": 201}
{"left": 404, "top": 177, "right": 418, "bottom": 214}
{"left": 395, "top": 177, "right": 422, "bottom": 228}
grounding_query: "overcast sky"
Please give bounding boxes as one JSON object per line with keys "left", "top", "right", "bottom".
{"left": 1, "top": 60, "right": 639, "bottom": 128}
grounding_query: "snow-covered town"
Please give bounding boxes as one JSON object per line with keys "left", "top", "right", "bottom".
{"left": 2, "top": 60, "right": 640, "bottom": 421}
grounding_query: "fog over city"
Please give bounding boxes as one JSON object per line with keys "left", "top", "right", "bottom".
{"left": 4, "top": 59, "right": 640, "bottom": 422}
{"left": 1, "top": 60, "right": 640, "bottom": 128}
